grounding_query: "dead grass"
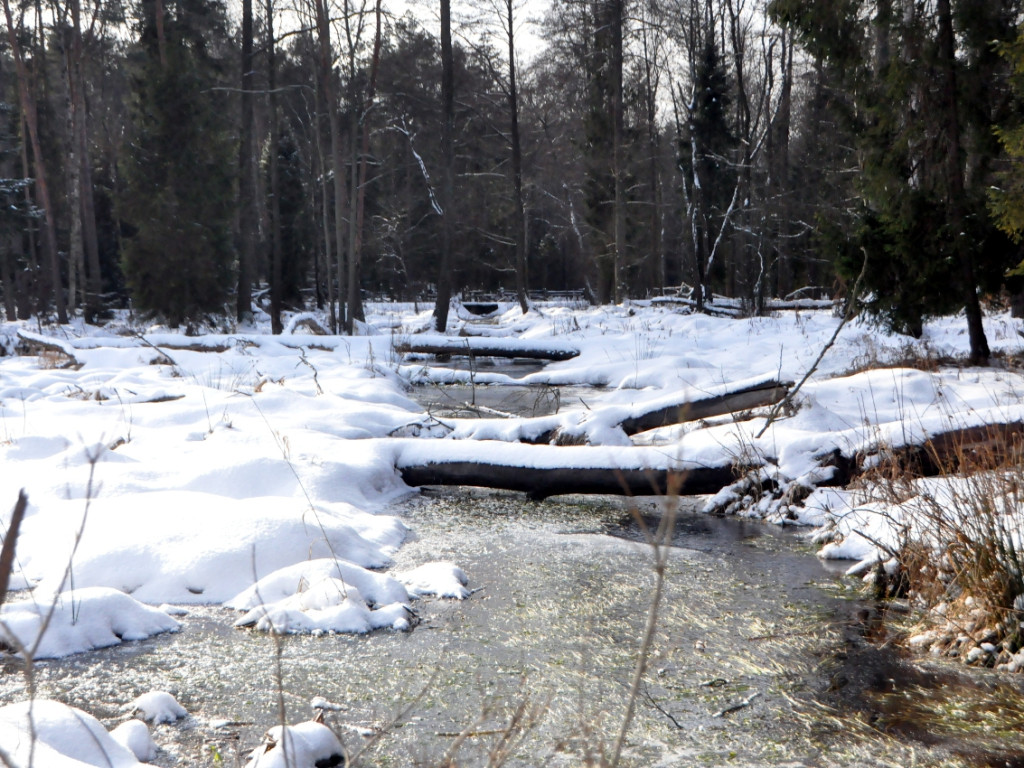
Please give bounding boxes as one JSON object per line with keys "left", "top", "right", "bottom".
{"left": 860, "top": 428, "right": 1024, "bottom": 669}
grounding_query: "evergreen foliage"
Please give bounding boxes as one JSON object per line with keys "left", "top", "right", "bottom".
{"left": 272, "top": 127, "right": 311, "bottom": 306}
{"left": 991, "top": 33, "right": 1024, "bottom": 260}
{"left": 118, "top": 0, "right": 236, "bottom": 328}
{"left": 679, "top": 39, "right": 738, "bottom": 300}
{"left": 772, "top": 0, "right": 1018, "bottom": 347}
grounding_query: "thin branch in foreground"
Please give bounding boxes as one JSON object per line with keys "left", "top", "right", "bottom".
{"left": 755, "top": 250, "right": 869, "bottom": 439}
{"left": 0, "top": 490, "right": 28, "bottom": 609}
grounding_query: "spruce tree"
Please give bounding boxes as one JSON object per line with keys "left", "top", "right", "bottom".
{"left": 118, "top": 0, "right": 236, "bottom": 328}
{"left": 679, "top": 39, "right": 738, "bottom": 306}
{"left": 771, "top": 0, "right": 1018, "bottom": 362}
{"left": 273, "top": 127, "right": 311, "bottom": 306}
{"left": 991, "top": 34, "right": 1024, "bottom": 254}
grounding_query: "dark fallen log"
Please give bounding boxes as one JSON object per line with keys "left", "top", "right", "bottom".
{"left": 399, "top": 461, "right": 738, "bottom": 500}
{"left": 461, "top": 302, "right": 499, "bottom": 316}
{"left": 829, "top": 420, "right": 1024, "bottom": 485}
{"left": 393, "top": 440, "right": 742, "bottom": 499}
{"left": 617, "top": 379, "right": 791, "bottom": 436}
{"left": 442, "top": 378, "right": 791, "bottom": 446}
{"left": 394, "top": 335, "right": 579, "bottom": 361}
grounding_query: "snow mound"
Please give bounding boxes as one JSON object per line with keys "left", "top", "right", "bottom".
{"left": 225, "top": 558, "right": 410, "bottom": 611}
{"left": 246, "top": 720, "right": 345, "bottom": 768}
{"left": 0, "top": 699, "right": 142, "bottom": 767}
{"left": 17, "top": 493, "right": 405, "bottom": 605}
{"left": 111, "top": 719, "right": 158, "bottom": 761}
{"left": 233, "top": 578, "right": 412, "bottom": 634}
{"left": 398, "top": 562, "right": 470, "bottom": 599}
{"left": 129, "top": 690, "right": 187, "bottom": 724}
{"left": 0, "top": 588, "right": 179, "bottom": 659}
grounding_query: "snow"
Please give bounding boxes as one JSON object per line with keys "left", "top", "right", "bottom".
{"left": 0, "top": 700, "right": 143, "bottom": 767}
{"left": 3, "top": 301, "right": 1024, "bottom": 759}
{"left": 245, "top": 720, "right": 346, "bottom": 768}
{"left": 398, "top": 561, "right": 471, "bottom": 598}
{"left": 111, "top": 719, "right": 159, "bottom": 761}
{"left": 0, "top": 587, "right": 179, "bottom": 659}
{"left": 128, "top": 691, "right": 187, "bottom": 724}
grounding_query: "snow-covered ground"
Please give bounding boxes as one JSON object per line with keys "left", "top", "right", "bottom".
{"left": 2, "top": 299, "right": 1024, "bottom": 762}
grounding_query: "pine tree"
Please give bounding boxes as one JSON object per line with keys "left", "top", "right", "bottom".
{"left": 118, "top": 0, "right": 236, "bottom": 328}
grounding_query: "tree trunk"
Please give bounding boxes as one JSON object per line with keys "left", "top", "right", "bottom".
{"left": 3, "top": 0, "right": 67, "bottom": 323}
{"left": 316, "top": 0, "right": 347, "bottom": 332}
{"left": 237, "top": 0, "right": 256, "bottom": 322}
{"left": 267, "top": 0, "right": 283, "bottom": 334}
{"left": 347, "top": 0, "right": 383, "bottom": 333}
{"left": 936, "top": 0, "right": 989, "bottom": 365}
{"left": 507, "top": 0, "right": 528, "bottom": 314}
{"left": 62, "top": 40, "right": 82, "bottom": 315}
{"left": 433, "top": 0, "right": 455, "bottom": 332}
{"left": 68, "top": 0, "right": 100, "bottom": 322}
{"left": 399, "top": 461, "right": 737, "bottom": 500}
{"left": 611, "top": 0, "right": 625, "bottom": 304}
{"left": 153, "top": 0, "right": 167, "bottom": 68}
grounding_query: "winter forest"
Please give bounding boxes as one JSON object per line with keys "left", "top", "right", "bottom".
{"left": 7, "top": 0, "right": 1024, "bottom": 765}
{"left": 3, "top": 0, "right": 1024, "bottom": 347}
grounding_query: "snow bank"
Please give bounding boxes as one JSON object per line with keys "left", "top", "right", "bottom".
{"left": 0, "top": 587, "right": 179, "bottom": 659}
{"left": 0, "top": 700, "right": 143, "bottom": 767}
{"left": 227, "top": 558, "right": 415, "bottom": 633}
{"left": 15, "top": 493, "right": 405, "bottom": 605}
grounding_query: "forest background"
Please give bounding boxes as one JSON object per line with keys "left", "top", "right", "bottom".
{"left": 3, "top": 0, "right": 1024, "bottom": 364}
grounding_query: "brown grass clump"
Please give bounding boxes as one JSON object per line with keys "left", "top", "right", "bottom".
{"left": 863, "top": 428, "right": 1024, "bottom": 670}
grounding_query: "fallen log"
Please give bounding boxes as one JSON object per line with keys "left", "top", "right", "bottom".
{"left": 399, "top": 461, "right": 738, "bottom": 500}
{"left": 616, "top": 379, "right": 791, "bottom": 436}
{"left": 16, "top": 330, "right": 81, "bottom": 368}
{"left": 392, "top": 440, "right": 742, "bottom": 499}
{"left": 394, "top": 334, "right": 579, "bottom": 361}
{"left": 838, "top": 420, "right": 1024, "bottom": 485}
{"left": 440, "top": 377, "right": 791, "bottom": 446}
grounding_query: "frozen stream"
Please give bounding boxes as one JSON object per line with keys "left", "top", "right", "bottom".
{"left": 1, "top": 368, "right": 1021, "bottom": 767}
{"left": 2, "top": 489, "right": 1014, "bottom": 767}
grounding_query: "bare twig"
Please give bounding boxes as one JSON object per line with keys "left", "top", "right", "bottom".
{"left": 755, "top": 251, "right": 869, "bottom": 439}
{"left": 713, "top": 691, "right": 760, "bottom": 718}
{"left": 609, "top": 489, "right": 680, "bottom": 767}
{"left": 0, "top": 490, "right": 28, "bottom": 609}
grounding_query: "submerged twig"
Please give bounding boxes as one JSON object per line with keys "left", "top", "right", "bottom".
{"left": 713, "top": 691, "right": 760, "bottom": 718}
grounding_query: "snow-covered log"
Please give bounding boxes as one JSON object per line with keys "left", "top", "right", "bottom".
{"left": 394, "top": 334, "right": 579, "bottom": 361}
{"left": 399, "top": 461, "right": 737, "bottom": 499}
{"left": 616, "top": 378, "right": 790, "bottom": 436}
{"left": 441, "top": 375, "right": 790, "bottom": 445}
{"left": 16, "top": 329, "right": 81, "bottom": 367}
{"left": 391, "top": 440, "right": 739, "bottom": 499}
{"left": 843, "top": 420, "right": 1024, "bottom": 483}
